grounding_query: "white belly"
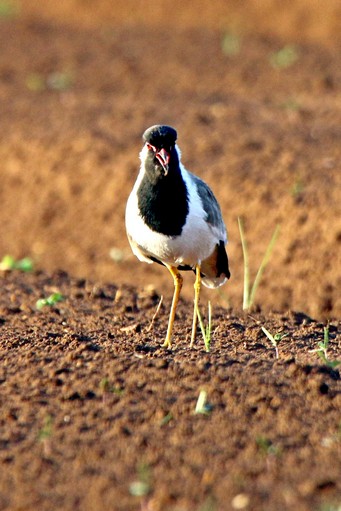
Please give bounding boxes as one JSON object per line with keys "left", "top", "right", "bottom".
{"left": 126, "top": 189, "right": 220, "bottom": 269}
{"left": 125, "top": 160, "right": 227, "bottom": 271}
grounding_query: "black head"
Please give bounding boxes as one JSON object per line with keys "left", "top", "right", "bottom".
{"left": 137, "top": 125, "right": 188, "bottom": 235}
{"left": 142, "top": 125, "right": 178, "bottom": 176}
{"left": 143, "top": 125, "right": 177, "bottom": 149}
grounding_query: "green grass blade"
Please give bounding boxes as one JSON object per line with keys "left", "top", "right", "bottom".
{"left": 196, "top": 302, "right": 211, "bottom": 352}
{"left": 195, "top": 390, "right": 213, "bottom": 415}
{"left": 323, "top": 324, "right": 330, "bottom": 349}
{"left": 249, "top": 224, "right": 280, "bottom": 308}
{"left": 207, "top": 301, "right": 212, "bottom": 346}
{"left": 196, "top": 305, "right": 206, "bottom": 339}
{"left": 261, "top": 326, "right": 275, "bottom": 345}
{"left": 238, "top": 217, "right": 250, "bottom": 310}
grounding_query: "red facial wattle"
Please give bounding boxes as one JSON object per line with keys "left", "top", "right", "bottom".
{"left": 146, "top": 143, "right": 170, "bottom": 174}
{"left": 155, "top": 148, "right": 170, "bottom": 173}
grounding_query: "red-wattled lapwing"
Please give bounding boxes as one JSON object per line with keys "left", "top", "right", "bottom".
{"left": 125, "top": 125, "right": 230, "bottom": 348}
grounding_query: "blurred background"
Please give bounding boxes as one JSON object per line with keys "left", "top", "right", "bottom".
{"left": 0, "top": 0, "right": 340, "bottom": 318}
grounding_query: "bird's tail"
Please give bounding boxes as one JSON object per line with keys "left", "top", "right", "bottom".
{"left": 201, "top": 241, "right": 230, "bottom": 289}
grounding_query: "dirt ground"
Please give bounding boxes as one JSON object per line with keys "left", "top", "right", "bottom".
{"left": 0, "top": 1, "right": 340, "bottom": 510}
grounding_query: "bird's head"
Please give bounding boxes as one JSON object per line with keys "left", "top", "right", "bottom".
{"left": 142, "top": 125, "right": 178, "bottom": 177}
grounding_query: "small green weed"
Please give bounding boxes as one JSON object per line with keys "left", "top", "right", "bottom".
{"left": 25, "top": 73, "right": 45, "bottom": 92}
{"left": 99, "top": 378, "right": 124, "bottom": 395}
{"left": 26, "top": 71, "right": 74, "bottom": 92}
{"left": 38, "top": 415, "right": 53, "bottom": 457}
{"left": 129, "top": 462, "right": 152, "bottom": 497}
{"left": 238, "top": 218, "right": 280, "bottom": 310}
{"left": 196, "top": 301, "right": 212, "bottom": 352}
{"left": 0, "top": 0, "right": 19, "bottom": 18}
{"left": 269, "top": 44, "right": 299, "bottom": 69}
{"left": 99, "top": 378, "right": 124, "bottom": 404}
{"left": 291, "top": 177, "right": 305, "bottom": 199}
{"left": 221, "top": 31, "right": 241, "bottom": 56}
{"left": 195, "top": 390, "right": 213, "bottom": 415}
{"left": 311, "top": 324, "right": 340, "bottom": 369}
{"left": 198, "top": 495, "right": 218, "bottom": 511}
{"left": 280, "top": 98, "right": 301, "bottom": 112}
{"left": 38, "top": 415, "right": 53, "bottom": 442}
{"left": 0, "top": 255, "right": 33, "bottom": 272}
{"left": 256, "top": 436, "right": 281, "bottom": 457}
{"left": 36, "top": 292, "right": 64, "bottom": 310}
{"left": 261, "top": 326, "right": 288, "bottom": 359}
{"left": 159, "top": 412, "right": 173, "bottom": 427}
{"left": 319, "top": 504, "right": 341, "bottom": 511}
{"left": 47, "top": 71, "right": 74, "bottom": 91}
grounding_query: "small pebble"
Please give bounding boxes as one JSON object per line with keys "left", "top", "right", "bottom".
{"left": 231, "top": 493, "right": 250, "bottom": 509}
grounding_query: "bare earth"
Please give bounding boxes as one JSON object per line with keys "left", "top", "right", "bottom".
{"left": 0, "top": 2, "right": 340, "bottom": 511}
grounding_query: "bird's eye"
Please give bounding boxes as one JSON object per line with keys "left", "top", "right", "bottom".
{"left": 146, "top": 143, "right": 156, "bottom": 152}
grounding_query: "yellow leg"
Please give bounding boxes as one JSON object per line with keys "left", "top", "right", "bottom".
{"left": 190, "top": 264, "right": 201, "bottom": 348}
{"left": 162, "top": 266, "right": 183, "bottom": 349}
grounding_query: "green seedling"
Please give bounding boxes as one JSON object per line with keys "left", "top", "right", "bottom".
{"left": 99, "top": 378, "right": 124, "bottom": 404}
{"left": 238, "top": 218, "right": 280, "bottom": 310}
{"left": 221, "top": 31, "right": 241, "bottom": 56}
{"left": 26, "top": 73, "right": 45, "bottom": 92}
{"left": 319, "top": 504, "right": 341, "bottom": 511}
{"left": 261, "top": 326, "right": 288, "bottom": 359}
{"left": 280, "top": 98, "right": 301, "bottom": 112}
{"left": 198, "top": 495, "right": 218, "bottom": 511}
{"left": 38, "top": 415, "right": 53, "bottom": 442}
{"left": 0, "top": 0, "right": 19, "bottom": 18}
{"left": 47, "top": 71, "right": 73, "bottom": 91}
{"left": 38, "top": 415, "right": 53, "bottom": 457}
{"left": 256, "top": 436, "right": 281, "bottom": 457}
{"left": 269, "top": 44, "right": 299, "bottom": 69}
{"left": 129, "top": 462, "right": 152, "bottom": 497}
{"left": 195, "top": 390, "right": 213, "bottom": 415}
{"left": 36, "top": 292, "right": 64, "bottom": 310}
{"left": 0, "top": 255, "right": 34, "bottom": 272}
{"left": 196, "top": 301, "right": 212, "bottom": 352}
{"left": 291, "top": 177, "right": 305, "bottom": 199}
{"left": 159, "top": 412, "right": 173, "bottom": 427}
{"left": 26, "top": 71, "right": 74, "bottom": 92}
{"left": 99, "top": 378, "right": 124, "bottom": 395}
{"left": 311, "top": 324, "right": 340, "bottom": 369}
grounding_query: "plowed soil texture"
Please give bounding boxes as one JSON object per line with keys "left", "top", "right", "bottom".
{"left": 0, "top": 270, "right": 340, "bottom": 511}
{"left": 0, "top": 2, "right": 341, "bottom": 511}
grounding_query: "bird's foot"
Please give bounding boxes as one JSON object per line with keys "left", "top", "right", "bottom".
{"left": 161, "top": 338, "right": 172, "bottom": 350}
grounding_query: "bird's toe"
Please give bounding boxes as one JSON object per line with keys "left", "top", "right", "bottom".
{"left": 161, "top": 338, "right": 172, "bottom": 350}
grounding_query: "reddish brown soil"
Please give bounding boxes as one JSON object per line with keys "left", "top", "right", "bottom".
{"left": 0, "top": 270, "right": 340, "bottom": 511}
{"left": 0, "top": 2, "right": 340, "bottom": 510}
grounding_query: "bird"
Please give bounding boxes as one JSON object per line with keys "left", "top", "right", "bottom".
{"left": 125, "top": 124, "right": 230, "bottom": 349}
